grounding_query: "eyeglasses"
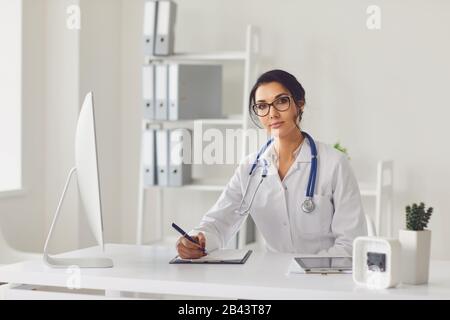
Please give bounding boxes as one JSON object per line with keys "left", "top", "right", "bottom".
{"left": 252, "top": 95, "right": 293, "bottom": 117}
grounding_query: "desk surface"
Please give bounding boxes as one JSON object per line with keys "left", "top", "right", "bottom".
{"left": 0, "top": 244, "right": 449, "bottom": 300}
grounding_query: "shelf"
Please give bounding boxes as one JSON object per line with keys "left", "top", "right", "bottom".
{"left": 195, "top": 118, "right": 243, "bottom": 125}
{"left": 147, "top": 182, "right": 377, "bottom": 195}
{"left": 181, "top": 183, "right": 225, "bottom": 192}
{"left": 0, "top": 188, "right": 27, "bottom": 199}
{"left": 145, "top": 51, "right": 247, "bottom": 63}
{"left": 145, "top": 181, "right": 226, "bottom": 192}
{"left": 145, "top": 116, "right": 244, "bottom": 126}
{"left": 359, "top": 183, "right": 378, "bottom": 197}
{"left": 148, "top": 183, "right": 377, "bottom": 195}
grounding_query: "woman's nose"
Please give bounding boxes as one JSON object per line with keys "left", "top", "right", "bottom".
{"left": 269, "top": 106, "right": 280, "bottom": 118}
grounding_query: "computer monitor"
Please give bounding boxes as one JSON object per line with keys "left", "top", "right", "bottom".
{"left": 43, "top": 92, "right": 113, "bottom": 268}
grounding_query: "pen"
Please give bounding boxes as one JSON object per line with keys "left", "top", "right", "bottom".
{"left": 172, "top": 223, "right": 207, "bottom": 254}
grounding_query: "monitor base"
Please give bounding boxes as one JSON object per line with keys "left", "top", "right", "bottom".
{"left": 44, "top": 254, "right": 114, "bottom": 268}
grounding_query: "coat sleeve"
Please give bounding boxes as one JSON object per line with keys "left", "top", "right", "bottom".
{"left": 189, "top": 162, "right": 248, "bottom": 252}
{"left": 318, "top": 154, "right": 368, "bottom": 256}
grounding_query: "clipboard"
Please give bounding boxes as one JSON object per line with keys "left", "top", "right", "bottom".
{"left": 169, "top": 250, "right": 252, "bottom": 264}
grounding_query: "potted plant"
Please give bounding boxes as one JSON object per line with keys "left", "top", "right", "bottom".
{"left": 398, "top": 202, "right": 434, "bottom": 285}
{"left": 333, "top": 142, "right": 350, "bottom": 159}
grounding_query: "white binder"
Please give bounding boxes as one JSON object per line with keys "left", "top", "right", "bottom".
{"left": 142, "top": 65, "right": 155, "bottom": 119}
{"left": 168, "top": 64, "right": 223, "bottom": 120}
{"left": 142, "top": 128, "right": 156, "bottom": 186}
{"left": 154, "top": 0, "right": 177, "bottom": 56}
{"left": 143, "top": 0, "right": 158, "bottom": 56}
{"left": 156, "top": 129, "right": 170, "bottom": 186}
{"left": 169, "top": 129, "right": 192, "bottom": 186}
{"left": 168, "top": 64, "right": 179, "bottom": 120}
{"left": 155, "top": 64, "right": 169, "bottom": 120}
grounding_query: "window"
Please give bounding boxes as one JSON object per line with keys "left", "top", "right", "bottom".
{"left": 0, "top": 0, "right": 22, "bottom": 192}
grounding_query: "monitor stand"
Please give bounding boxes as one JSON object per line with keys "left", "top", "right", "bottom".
{"left": 43, "top": 167, "right": 113, "bottom": 268}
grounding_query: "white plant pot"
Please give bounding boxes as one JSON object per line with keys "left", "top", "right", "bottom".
{"left": 398, "top": 229, "right": 432, "bottom": 285}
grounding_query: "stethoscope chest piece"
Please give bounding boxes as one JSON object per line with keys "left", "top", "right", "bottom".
{"left": 302, "top": 198, "right": 315, "bottom": 214}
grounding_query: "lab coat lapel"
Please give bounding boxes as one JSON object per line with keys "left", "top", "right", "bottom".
{"left": 259, "top": 136, "right": 313, "bottom": 164}
{"left": 259, "top": 143, "right": 278, "bottom": 177}
{"left": 258, "top": 136, "right": 313, "bottom": 178}
{"left": 296, "top": 135, "right": 313, "bottom": 164}
{"left": 282, "top": 137, "right": 312, "bottom": 179}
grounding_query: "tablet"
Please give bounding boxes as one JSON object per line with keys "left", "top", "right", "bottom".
{"left": 294, "top": 257, "right": 353, "bottom": 273}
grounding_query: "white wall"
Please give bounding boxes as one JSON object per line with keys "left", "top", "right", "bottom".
{"left": 120, "top": 0, "right": 146, "bottom": 244}
{"left": 0, "top": 0, "right": 45, "bottom": 253}
{"left": 43, "top": 0, "right": 81, "bottom": 253}
{"left": 120, "top": 0, "right": 450, "bottom": 259}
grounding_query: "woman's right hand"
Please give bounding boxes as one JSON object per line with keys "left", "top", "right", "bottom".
{"left": 176, "top": 233, "right": 207, "bottom": 259}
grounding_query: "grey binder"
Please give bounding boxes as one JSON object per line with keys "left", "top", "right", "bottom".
{"left": 142, "top": 65, "right": 155, "bottom": 119}
{"left": 168, "top": 129, "right": 192, "bottom": 186}
{"left": 156, "top": 129, "right": 170, "bottom": 186}
{"left": 168, "top": 64, "right": 223, "bottom": 120}
{"left": 154, "top": 1, "right": 177, "bottom": 56}
{"left": 143, "top": 0, "right": 158, "bottom": 55}
{"left": 155, "top": 64, "right": 169, "bottom": 120}
{"left": 142, "top": 128, "right": 156, "bottom": 186}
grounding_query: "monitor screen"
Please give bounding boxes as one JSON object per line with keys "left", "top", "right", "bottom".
{"left": 75, "top": 92, "right": 104, "bottom": 250}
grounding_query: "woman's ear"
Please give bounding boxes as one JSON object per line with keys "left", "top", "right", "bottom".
{"left": 298, "top": 100, "right": 305, "bottom": 115}
{"left": 295, "top": 100, "right": 305, "bottom": 125}
{"left": 296, "top": 100, "right": 304, "bottom": 113}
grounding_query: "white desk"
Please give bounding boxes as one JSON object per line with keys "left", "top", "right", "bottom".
{"left": 0, "top": 244, "right": 449, "bottom": 300}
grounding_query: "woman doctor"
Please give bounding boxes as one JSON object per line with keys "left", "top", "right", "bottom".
{"left": 176, "top": 69, "right": 367, "bottom": 259}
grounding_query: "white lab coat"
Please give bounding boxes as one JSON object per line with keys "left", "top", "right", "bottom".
{"left": 191, "top": 136, "right": 367, "bottom": 256}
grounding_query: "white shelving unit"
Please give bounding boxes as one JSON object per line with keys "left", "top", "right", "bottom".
{"left": 358, "top": 160, "right": 394, "bottom": 237}
{"left": 145, "top": 51, "right": 248, "bottom": 62}
{"left": 136, "top": 25, "right": 260, "bottom": 247}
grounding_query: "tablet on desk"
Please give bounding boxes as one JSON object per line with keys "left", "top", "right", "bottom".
{"left": 170, "top": 249, "right": 252, "bottom": 264}
{"left": 293, "top": 257, "right": 353, "bottom": 274}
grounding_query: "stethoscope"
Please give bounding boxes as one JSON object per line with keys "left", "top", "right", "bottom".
{"left": 235, "top": 131, "right": 318, "bottom": 216}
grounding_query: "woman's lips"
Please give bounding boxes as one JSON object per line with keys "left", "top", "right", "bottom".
{"left": 270, "top": 121, "right": 284, "bottom": 129}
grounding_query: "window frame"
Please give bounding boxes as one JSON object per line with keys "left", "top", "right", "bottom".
{"left": 0, "top": 0, "right": 23, "bottom": 196}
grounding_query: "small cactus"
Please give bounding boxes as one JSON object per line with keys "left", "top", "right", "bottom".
{"left": 405, "top": 202, "right": 433, "bottom": 231}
